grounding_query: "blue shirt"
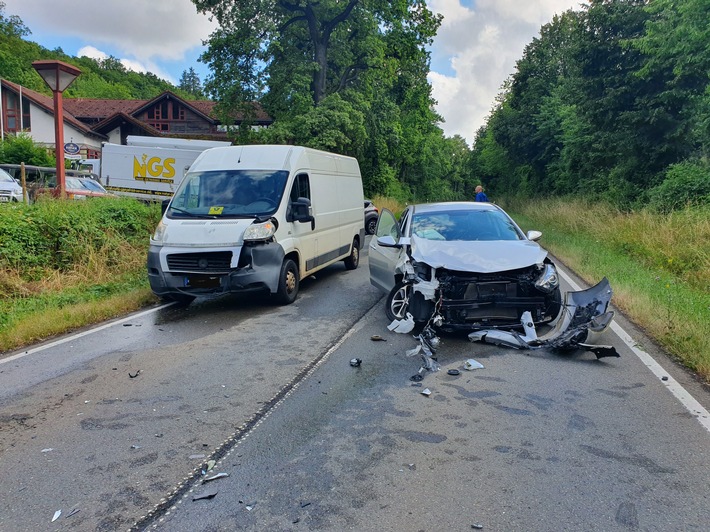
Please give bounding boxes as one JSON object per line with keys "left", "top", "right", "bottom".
{"left": 475, "top": 191, "right": 488, "bottom": 202}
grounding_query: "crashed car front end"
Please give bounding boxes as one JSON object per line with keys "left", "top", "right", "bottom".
{"left": 396, "top": 238, "right": 561, "bottom": 331}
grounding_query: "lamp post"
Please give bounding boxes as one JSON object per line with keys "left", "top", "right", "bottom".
{"left": 32, "top": 60, "right": 81, "bottom": 197}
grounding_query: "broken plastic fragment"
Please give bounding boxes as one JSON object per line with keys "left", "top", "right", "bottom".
{"left": 206, "top": 459, "right": 216, "bottom": 471}
{"left": 421, "top": 388, "right": 431, "bottom": 396}
{"left": 203, "top": 472, "right": 229, "bottom": 484}
{"left": 41, "top": 448, "right": 53, "bottom": 453}
{"left": 447, "top": 369, "right": 461, "bottom": 376}
{"left": 192, "top": 489, "right": 218, "bottom": 501}
{"left": 370, "top": 335, "right": 387, "bottom": 341}
{"left": 464, "top": 359, "right": 485, "bottom": 371}
{"left": 189, "top": 454, "right": 206, "bottom": 459}
{"left": 52, "top": 510, "right": 61, "bottom": 522}
{"left": 66, "top": 508, "right": 80, "bottom": 518}
{"left": 387, "top": 313, "right": 415, "bottom": 333}
{"left": 349, "top": 358, "right": 362, "bottom": 367}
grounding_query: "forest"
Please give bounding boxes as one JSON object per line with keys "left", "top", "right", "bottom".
{"left": 1, "top": 0, "right": 709, "bottom": 209}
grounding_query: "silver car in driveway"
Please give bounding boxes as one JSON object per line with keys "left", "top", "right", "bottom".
{"left": 369, "top": 201, "right": 562, "bottom": 331}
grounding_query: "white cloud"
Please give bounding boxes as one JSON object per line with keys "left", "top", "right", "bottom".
{"left": 427, "top": 0, "right": 580, "bottom": 145}
{"left": 4, "top": 0, "right": 216, "bottom": 83}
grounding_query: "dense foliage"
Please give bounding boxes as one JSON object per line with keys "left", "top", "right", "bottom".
{"left": 193, "top": 0, "right": 475, "bottom": 200}
{"left": 471, "top": 0, "right": 710, "bottom": 210}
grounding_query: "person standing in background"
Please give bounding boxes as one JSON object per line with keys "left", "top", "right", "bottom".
{"left": 475, "top": 185, "right": 488, "bottom": 202}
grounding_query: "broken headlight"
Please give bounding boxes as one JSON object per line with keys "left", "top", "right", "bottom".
{"left": 534, "top": 263, "right": 559, "bottom": 293}
{"left": 412, "top": 261, "right": 432, "bottom": 282}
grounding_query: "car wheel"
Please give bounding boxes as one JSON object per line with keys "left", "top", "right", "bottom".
{"left": 275, "top": 258, "right": 299, "bottom": 304}
{"left": 344, "top": 238, "right": 359, "bottom": 270}
{"left": 386, "top": 282, "right": 412, "bottom": 322}
{"left": 366, "top": 217, "right": 377, "bottom": 235}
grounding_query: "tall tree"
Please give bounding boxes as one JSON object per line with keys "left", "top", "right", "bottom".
{"left": 179, "top": 67, "right": 203, "bottom": 97}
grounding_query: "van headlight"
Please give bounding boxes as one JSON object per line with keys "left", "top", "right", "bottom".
{"left": 243, "top": 220, "right": 277, "bottom": 242}
{"left": 151, "top": 220, "right": 167, "bottom": 244}
{"left": 535, "top": 263, "right": 559, "bottom": 293}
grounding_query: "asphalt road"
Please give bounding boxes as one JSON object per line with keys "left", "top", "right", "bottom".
{"left": 0, "top": 243, "right": 708, "bottom": 531}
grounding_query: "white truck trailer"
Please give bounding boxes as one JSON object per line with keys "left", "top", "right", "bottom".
{"left": 101, "top": 136, "right": 231, "bottom": 201}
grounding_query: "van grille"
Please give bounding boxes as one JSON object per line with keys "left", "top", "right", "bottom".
{"left": 167, "top": 251, "right": 232, "bottom": 273}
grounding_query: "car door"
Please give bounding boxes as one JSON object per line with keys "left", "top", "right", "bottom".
{"left": 368, "top": 208, "right": 406, "bottom": 293}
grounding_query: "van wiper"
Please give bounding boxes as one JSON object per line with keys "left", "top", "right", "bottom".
{"left": 168, "top": 206, "right": 217, "bottom": 219}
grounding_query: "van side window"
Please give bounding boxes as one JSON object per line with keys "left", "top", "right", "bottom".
{"left": 290, "top": 173, "right": 311, "bottom": 202}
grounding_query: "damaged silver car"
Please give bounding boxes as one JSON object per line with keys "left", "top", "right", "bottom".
{"left": 369, "top": 202, "right": 562, "bottom": 331}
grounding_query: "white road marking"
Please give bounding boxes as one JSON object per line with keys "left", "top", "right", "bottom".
{"left": 0, "top": 303, "right": 174, "bottom": 365}
{"left": 557, "top": 268, "right": 710, "bottom": 433}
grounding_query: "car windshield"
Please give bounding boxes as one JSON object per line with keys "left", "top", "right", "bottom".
{"left": 411, "top": 208, "right": 523, "bottom": 241}
{"left": 79, "top": 179, "right": 107, "bottom": 193}
{"left": 65, "top": 177, "right": 87, "bottom": 191}
{"left": 0, "top": 169, "right": 14, "bottom": 183}
{"left": 168, "top": 169, "right": 289, "bottom": 218}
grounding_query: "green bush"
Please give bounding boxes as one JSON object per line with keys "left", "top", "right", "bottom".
{"left": 648, "top": 161, "right": 710, "bottom": 212}
{"left": 0, "top": 132, "right": 55, "bottom": 166}
{"left": 0, "top": 197, "right": 161, "bottom": 274}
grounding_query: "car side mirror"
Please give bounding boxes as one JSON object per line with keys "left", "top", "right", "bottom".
{"left": 527, "top": 230, "right": 542, "bottom": 241}
{"left": 376, "top": 235, "right": 400, "bottom": 248}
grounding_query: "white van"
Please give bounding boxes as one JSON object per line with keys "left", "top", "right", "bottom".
{"left": 147, "top": 145, "right": 365, "bottom": 304}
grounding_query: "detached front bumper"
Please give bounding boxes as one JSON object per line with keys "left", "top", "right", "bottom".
{"left": 147, "top": 243, "right": 285, "bottom": 299}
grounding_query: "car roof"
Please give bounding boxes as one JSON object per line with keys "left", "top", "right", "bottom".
{"left": 410, "top": 201, "right": 498, "bottom": 214}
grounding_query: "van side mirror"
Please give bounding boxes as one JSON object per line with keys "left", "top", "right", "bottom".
{"left": 289, "top": 197, "right": 315, "bottom": 228}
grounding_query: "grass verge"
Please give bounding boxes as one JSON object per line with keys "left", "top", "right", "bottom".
{"left": 504, "top": 198, "right": 710, "bottom": 382}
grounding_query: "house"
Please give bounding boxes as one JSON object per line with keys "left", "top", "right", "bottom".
{"left": 0, "top": 78, "right": 272, "bottom": 162}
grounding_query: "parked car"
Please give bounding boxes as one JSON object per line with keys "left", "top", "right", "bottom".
{"left": 34, "top": 176, "right": 115, "bottom": 201}
{"left": 0, "top": 167, "right": 23, "bottom": 203}
{"left": 75, "top": 177, "right": 114, "bottom": 196}
{"left": 369, "top": 201, "right": 562, "bottom": 331}
{"left": 364, "top": 199, "right": 379, "bottom": 235}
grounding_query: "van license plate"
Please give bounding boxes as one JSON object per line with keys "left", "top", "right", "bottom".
{"left": 184, "top": 275, "right": 220, "bottom": 288}
{"left": 0, "top": 196, "right": 8, "bottom": 202}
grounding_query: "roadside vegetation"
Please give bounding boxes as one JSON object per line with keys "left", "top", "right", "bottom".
{"left": 0, "top": 197, "right": 161, "bottom": 351}
{"left": 504, "top": 198, "right": 710, "bottom": 382}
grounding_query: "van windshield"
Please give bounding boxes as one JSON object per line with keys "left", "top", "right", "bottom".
{"left": 168, "top": 169, "right": 289, "bottom": 218}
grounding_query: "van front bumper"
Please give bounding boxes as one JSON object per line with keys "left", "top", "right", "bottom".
{"left": 147, "top": 243, "right": 285, "bottom": 299}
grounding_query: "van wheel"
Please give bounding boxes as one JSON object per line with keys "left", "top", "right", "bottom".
{"left": 275, "top": 258, "right": 299, "bottom": 304}
{"left": 344, "top": 238, "right": 359, "bottom": 270}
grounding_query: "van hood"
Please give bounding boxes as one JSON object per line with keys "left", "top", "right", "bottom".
{"left": 163, "top": 218, "right": 254, "bottom": 246}
{"left": 410, "top": 235, "right": 548, "bottom": 273}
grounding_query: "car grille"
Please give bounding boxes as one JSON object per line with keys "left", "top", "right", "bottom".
{"left": 167, "top": 251, "right": 232, "bottom": 273}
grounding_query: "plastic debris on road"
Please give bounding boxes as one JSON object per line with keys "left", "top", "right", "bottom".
{"left": 464, "top": 359, "right": 485, "bottom": 371}
{"left": 421, "top": 388, "right": 431, "bottom": 396}
{"left": 349, "top": 358, "right": 362, "bottom": 367}
{"left": 370, "top": 335, "right": 387, "bottom": 341}
{"left": 202, "top": 472, "right": 229, "bottom": 484}
{"left": 387, "top": 313, "right": 415, "bottom": 333}
{"left": 51, "top": 510, "right": 61, "bottom": 522}
{"left": 192, "top": 489, "right": 218, "bottom": 501}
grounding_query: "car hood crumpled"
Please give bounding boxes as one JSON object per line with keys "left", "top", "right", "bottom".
{"left": 409, "top": 235, "right": 548, "bottom": 273}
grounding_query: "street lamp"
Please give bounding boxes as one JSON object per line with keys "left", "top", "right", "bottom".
{"left": 32, "top": 60, "right": 81, "bottom": 197}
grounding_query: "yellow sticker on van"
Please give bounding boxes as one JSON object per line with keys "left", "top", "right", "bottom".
{"left": 208, "top": 206, "right": 224, "bottom": 215}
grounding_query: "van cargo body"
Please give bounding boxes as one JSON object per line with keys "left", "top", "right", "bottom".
{"left": 101, "top": 136, "right": 231, "bottom": 201}
{"left": 147, "top": 145, "right": 365, "bottom": 304}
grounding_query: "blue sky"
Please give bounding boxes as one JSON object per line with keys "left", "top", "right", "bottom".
{"left": 3, "top": 0, "right": 579, "bottom": 145}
